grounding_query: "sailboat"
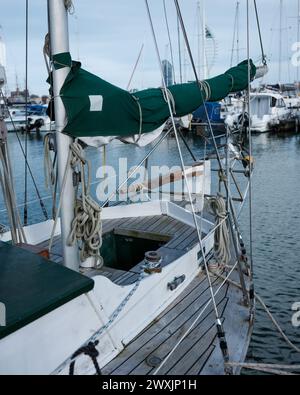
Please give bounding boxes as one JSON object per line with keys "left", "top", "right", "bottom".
{"left": 0, "top": 0, "right": 265, "bottom": 375}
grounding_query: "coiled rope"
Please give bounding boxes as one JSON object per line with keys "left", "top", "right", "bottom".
{"left": 208, "top": 196, "right": 231, "bottom": 267}
{"left": 67, "top": 142, "right": 103, "bottom": 268}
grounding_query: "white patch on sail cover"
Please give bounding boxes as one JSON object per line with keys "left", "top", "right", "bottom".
{"left": 89, "top": 95, "right": 103, "bottom": 112}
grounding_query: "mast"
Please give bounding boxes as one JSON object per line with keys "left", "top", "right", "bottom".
{"left": 231, "top": 1, "right": 241, "bottom": 66}
{"left": 48, "top": 0, "right": 79, "bottom": 271}
{"left": 201, "top": 1, "right": 207, "bottom": 79}
{"left": 236, "top": 1, "right": 240, "bottom": 64}
{"left": 297, "top": 0, "right": 300, "bottom": 91}
{"left": 279, "top": 0, "right": 283, "bottom": 84}
{"left": 177, "top": 16, "right": 183, "bottom": 84}
{"left": 0, "top": 28, "right": 6, "bottom": 69}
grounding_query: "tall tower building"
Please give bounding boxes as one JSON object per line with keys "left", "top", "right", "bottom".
{"left": 162, "top": 60, "right": 174, "bottom": 87}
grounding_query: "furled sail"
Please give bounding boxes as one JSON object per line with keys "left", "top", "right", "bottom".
{"left": 49, "top": 52, "right": 256, "bottom": 139}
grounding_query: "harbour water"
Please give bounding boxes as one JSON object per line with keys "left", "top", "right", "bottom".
{"left": 0, "top": 130, "right": 300, "bottom": 372}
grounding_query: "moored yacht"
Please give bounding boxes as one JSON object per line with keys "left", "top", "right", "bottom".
{"left": 250, "top": 91, "right": 291, "bottom": 133}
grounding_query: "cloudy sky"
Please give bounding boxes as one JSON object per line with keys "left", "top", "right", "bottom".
{"left": 0, "top": 0, "right": 298, "bottom": 95}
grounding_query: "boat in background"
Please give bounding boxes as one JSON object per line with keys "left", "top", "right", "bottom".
{"left": 192, "top": 102, "right": 226, "bottom": 135}
{"left": 5, "top": 105, "right": 52, "bottom": 133}
{"left": 249, "top": 91, "right": 291, "bottom": 133}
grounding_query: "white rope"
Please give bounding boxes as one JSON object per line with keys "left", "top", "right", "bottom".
{"left": 201, "top": 80, "right": 211, "bottom": 101}
{"left": 132, "top": 96, "right": 143, "bottom": 143}
{"left": 67, "top": 142, "right": 103, "bottom": 268}
{"left": 161, "top": 88, "right": 176, "bottom": 115}
{"left": 208, "top": 195, "right": 231, "bottom": 267}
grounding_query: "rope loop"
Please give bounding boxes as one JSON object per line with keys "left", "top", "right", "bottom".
{"left": 69, "top": 341, "right": 101, "bottom": 375}
{"left": 67, "top": 142, "right": 104, "bottom": 268}
{"left": 208, "top": 195, "right": 231, "bottom": 266}
{"left": 161, "top": 88, "right": 176, "bottom": 115}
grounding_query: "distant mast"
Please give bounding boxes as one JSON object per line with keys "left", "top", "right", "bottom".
{"left": 197, "top": 1, "right": 207, "bottom": 80}
{"left": 297, "top": 0, "right": 300, "bottom": 91}
{"left": 0, "top": 29, "right": 6, "bottom": 69}
{"left": 230, "top": 1, "right": 240, "bottom": 67}
{"left": 279, "top": 0, "right": 283, "bottom": 84}
{"left": 0, "top": 29, "right": 7, "bottom": 95}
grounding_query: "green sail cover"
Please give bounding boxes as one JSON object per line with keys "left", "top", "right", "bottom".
{"left": 51, "top": 52, "right": 256, "bottom": 138}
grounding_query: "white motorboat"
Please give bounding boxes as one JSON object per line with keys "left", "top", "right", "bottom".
{"left": 250, "top": 91, "right": 291, "bottom": 133}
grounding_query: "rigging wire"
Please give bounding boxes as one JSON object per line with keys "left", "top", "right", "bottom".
{"left": 24, "top": 0, "right": 29, "bottom": 226}
{"left": 177, "top": 15, "right": 183, "bottom": 83}
{"left": 144, "top": 0, "right": 230, "bottom": 375}
{"left": 247, "top": 0, "right": 255, "bottom": 311}
{"left": 253, "top": 0, "right": 267, "bottom": 65}
{"left": 0, "top": 90, "right": 49, "bottom": 221}
{"left": 173, "top": 0, "right": 251, "bottom": 269}
{"left": 126, "top": 44, "right": 144, "bottom": 91}
{"left": 163, "top": 0, "right": 176, "bottom": 84}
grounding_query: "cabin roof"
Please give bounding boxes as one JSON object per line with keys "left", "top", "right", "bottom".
{"left": 0, "top": 242, "right": 94, "bottom": 340}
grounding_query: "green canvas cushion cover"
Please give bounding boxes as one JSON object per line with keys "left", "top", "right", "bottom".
{"left": 49, "top": 53, "right": 256, "bottom": 138}
{"left": 0, "top": 241, "right": 94, "bottom": 340}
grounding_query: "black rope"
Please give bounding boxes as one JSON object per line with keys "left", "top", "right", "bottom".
{"left": 254, "top": 0, "right": 267, "bottom": 65}
{"left": 24, "top": 0, "right": 29, "bottom": 226}
{"left": 69, "top": 341, "right": 102, "bottom": 375}
{"left": 0, "top": 90, "right": 49, "bottom": 221}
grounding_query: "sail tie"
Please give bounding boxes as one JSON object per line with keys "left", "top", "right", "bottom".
{"left": 161, "top": 87, "right": 176, "bottom": 115}
{"left": 132, "top": 95, "right": 143, "bottom": 143}
{"left": 201, "top": 80, "right": 211, "bottom": 101}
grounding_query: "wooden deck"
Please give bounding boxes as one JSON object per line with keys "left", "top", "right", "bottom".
{"left": 37, "top": 210, "right": 252, "bottom": 375}
{"left": 42, "top": 213, "right": 205, "bottom": 286}
{"left": 102, "top": 269, "right": 251, "bottom": 375}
